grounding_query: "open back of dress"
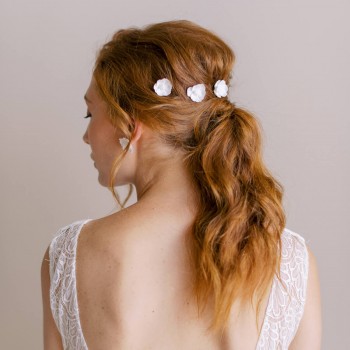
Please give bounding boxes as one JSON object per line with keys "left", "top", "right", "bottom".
{"left": 49, "top": 219, "right": 308, "bottom": 350}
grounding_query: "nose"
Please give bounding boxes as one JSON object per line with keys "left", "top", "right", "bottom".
{"left": 83, "top": 128, "right": 89, "bottom": 144}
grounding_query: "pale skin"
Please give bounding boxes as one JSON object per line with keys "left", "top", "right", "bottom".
{"left": 41, "top": 77, "right": 322, "bottom": 349}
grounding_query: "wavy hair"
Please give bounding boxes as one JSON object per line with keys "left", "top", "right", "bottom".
{"left": 92, "top": 20, "right": 287, "bottom": 334}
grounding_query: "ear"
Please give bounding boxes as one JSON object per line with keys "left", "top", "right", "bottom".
{"left": 131, "top": 119, "right": 143, "bottom": 143}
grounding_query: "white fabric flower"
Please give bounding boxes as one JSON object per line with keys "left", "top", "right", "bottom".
{"left": 214, "top": 80, "right": 228, "bottom": 98}
{"left": 187, "top": 83, "right": 206, "bottom": 102}
{"left": 119, "top": 137, "right": 134, "bottom": 153}
{"left": 153, "top": 78, "right": 172, "bottom": 96}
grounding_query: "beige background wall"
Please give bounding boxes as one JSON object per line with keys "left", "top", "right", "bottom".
{"left": 1, "top": 0, "right": 348, "bottom": 348}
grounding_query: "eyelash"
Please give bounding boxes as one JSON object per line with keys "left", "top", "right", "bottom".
{"left": 84, "top": 112, "right": 92, "bottom": 119}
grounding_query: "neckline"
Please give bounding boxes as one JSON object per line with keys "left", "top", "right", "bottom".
{"left": 73, "top": 218, "right": 276, "bottom": 350}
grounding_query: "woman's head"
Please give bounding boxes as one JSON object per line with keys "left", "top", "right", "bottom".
{"left": 90, "top": 20, "right": 236, "bottom": 193}
{"left": 87, "top": 20, "right": 286, "bottom": 334}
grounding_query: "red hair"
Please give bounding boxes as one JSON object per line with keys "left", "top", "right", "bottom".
{"left": 92, "top": 20, "right": 286, "bottom": 334}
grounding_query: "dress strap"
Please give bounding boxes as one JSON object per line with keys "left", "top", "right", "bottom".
{"left": 49, "top": 219, "right": 92, "bottom": 349}
{"left": 256, "top": 228, "right": 309, "bottom": 349}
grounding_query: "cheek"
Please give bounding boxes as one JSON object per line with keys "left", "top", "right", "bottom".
{"left": 99, "top": 132, "right": 120, "bottom": 162}
{"left": 89, "top": 118, "right": 121, "bottom": 159}
{"left": 89, "top": 121, "right": 108, "bottom": 147}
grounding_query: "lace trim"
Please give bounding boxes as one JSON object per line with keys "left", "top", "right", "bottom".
{"left": 49, "top": 219, "right": 92, "bottom": 350}
{"left": 256, "top": 228, "right": 309, "bottom": 349}
{"left": 49, "top": 221, "right": 308, "bottom": 350}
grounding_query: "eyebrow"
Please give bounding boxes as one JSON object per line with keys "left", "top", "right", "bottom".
{"left": 84, "top": 94, "right": 92, "bottom": 103}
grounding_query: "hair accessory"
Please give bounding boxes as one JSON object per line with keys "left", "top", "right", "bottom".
{"left": 119, "top": 137, "right": 134, "bottom": 153}
{"left": 214, "top": 80, "right": 228, "bottom": 98}
{"left": 153, "top": 78, "right": 172, "bottom": 96}
{"left": 187, "top": 83, "right": 206, "bottom": 102}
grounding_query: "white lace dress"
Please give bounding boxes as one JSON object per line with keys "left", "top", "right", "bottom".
{"left": 49, "top": 219, "right": 309, "bottom": 350}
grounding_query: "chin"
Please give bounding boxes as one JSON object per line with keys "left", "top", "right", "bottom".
{"left": 96, "top": 172, "right": 129, "bottom": 188}
{"left": 95, "top": 172, "right": 108, "bottom": 187}
{"left": 95, "top": 161, "right": 132, "bottom": 185}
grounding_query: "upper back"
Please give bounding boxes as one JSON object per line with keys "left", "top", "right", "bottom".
{"left": 49, "top": 210, "right": 308, "bottom": 350}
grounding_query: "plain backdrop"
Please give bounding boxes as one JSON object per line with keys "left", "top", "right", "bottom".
{"left": 1, "top": 0, "right": 349, "bottom": 348}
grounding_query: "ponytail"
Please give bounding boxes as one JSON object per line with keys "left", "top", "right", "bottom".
{"left": 183, "top": 102, "right": 286, "bottom": 334}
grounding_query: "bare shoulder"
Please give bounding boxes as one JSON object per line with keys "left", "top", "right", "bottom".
{"left": 75, "top": 211, "right": 133, "bottom": 348}
{"left": 78, "top": 205, "right": 152, "bottom": 253}
{"left": 76, "top": 206, "right": 178, "bottom": 348}
{"left": 77, "top": 208, "right": 140, "bottom": 268}
{"left": 289, "top": 245, "right": 322, "bottom": 349}
{"left": 77, "top": 203, "right": 184, "bottom": 268}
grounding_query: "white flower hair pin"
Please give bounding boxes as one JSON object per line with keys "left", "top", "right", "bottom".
{"left": 152, "top": 78, "right": 228, "bottom": 102}
{"left": 187, "top": 83, "right": 206, "bottom": 102}
{"left": 153, "top": 78, "right": 172, "bottom": 96}
{"left": 119, "top": 137, "right": 134, "bottom": 153}
{"left": 214, "top": 80, "right": 228, "bottom": 98}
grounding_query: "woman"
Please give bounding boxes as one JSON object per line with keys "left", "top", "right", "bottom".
{"left": 41, "top": 20, "right": 322, "bottom": 349}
